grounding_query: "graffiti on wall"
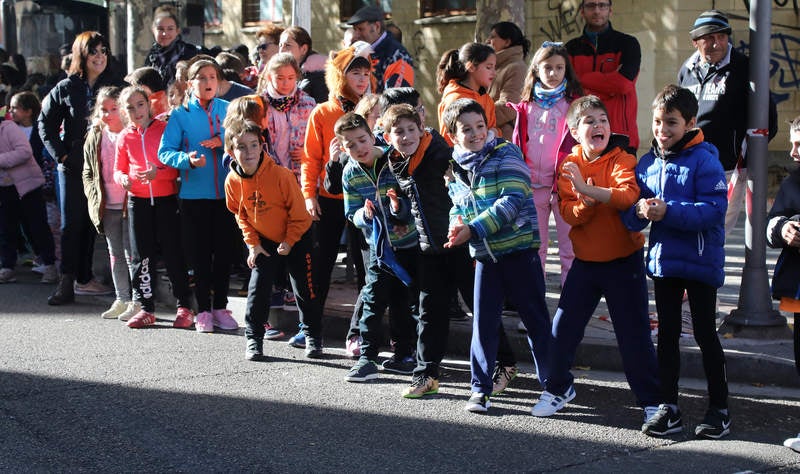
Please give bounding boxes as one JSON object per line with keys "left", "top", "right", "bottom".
{"left": 741, "top": 0, "right": 799, "bottom": 15}
{"left": 736, "top": 32, "right": 800, "bottom": 104}
{"left": 539, "top": 0, "right": 580, "bottom": 42}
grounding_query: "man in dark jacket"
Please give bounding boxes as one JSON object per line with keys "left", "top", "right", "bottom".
{"left": 566, "top": 0, "right": 640, "bottom": 152}
{"left": 678, "top": 10, "right": 778, "bottom": 235}
{"left": 346, "top": 5, "right": 414, "bottom": 92}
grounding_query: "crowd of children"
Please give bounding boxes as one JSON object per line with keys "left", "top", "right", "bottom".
{"left": 16, "top": 12, "right": 800, "bottom": 444}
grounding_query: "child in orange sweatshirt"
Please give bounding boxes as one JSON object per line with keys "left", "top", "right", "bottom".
{"left": 225, "top": 120, "right": 322, "bottom": 360}
{"left": 530, "top": 95, "right": 659, "bottom": 425}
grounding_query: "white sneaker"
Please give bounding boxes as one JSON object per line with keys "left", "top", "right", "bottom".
{"left": 102, "top": 299, "right": 129, "bottom": 319}
{"left": 531, "top": 386, "right": 576, "bottom": 417}
{"left": 118, "top": 301, "right": 142, "bottom": 322}
{"left": 784, "top": 434, "right": 800, "bottom": 452}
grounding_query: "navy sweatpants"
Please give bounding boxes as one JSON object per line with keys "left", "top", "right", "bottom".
{"left": 470, "top": 248, "right": 551, "bottom": 395}
{"left": 546, "top": 249, "right": 659, "bottom": 407}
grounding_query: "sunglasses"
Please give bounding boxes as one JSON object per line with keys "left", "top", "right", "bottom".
{"left": 257, "top": 42, "right": 276, "bottom": 51}
{"left": 88, "top": 46, "right": 109, "bottom": 56}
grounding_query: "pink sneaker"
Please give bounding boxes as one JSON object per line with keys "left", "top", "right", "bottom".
{"left": 212, "top": 308, "right": 239, "bottom": 330}
{"left": 173, "top": 307, "right": 194, "bottom": 329}
{"left": 127, "top": 310, "right": 156, "bottom": 328}
{"left": 345, "top": 335, "right": 361, "bottom": 359}
{"left": 195, "top": 311, "right": 214, "bottom": 333}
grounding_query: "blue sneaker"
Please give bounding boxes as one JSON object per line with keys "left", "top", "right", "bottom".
{"left": 288, "top": 327, "right": 306, "bottom": 348}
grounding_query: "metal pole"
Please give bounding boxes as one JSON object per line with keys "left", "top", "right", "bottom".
{"left": 724, "top": 0, "right": 785, "bottom": 328}
{"left": 1, "top": 0, "right": 16, "bottom": 54}
{"left": 292, "top": 0, "right": 311, "bottom": 31}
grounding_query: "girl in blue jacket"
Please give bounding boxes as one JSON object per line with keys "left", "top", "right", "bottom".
{"left": 623, "top": 85, "right": 730, "bottom": 440}
{"left": 158, "top": 58, "right": 238, "bottom": 334}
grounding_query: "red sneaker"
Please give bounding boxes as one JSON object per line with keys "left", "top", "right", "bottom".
{"left": 127, "top": 310, "right": 156, "bottom": 328}
{"left": 173, "top": 307, "right": 194, "bottom": 329}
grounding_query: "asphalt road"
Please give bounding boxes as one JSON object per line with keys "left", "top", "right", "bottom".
{"left": 2, "top": 272, "right": 800, "bottom": 473}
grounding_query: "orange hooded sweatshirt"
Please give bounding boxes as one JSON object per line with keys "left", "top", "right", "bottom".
{"left": 438, "top": 79, "right": 497, "bottom": 146}
{"left": 557, "top": 140, "right": 644, "bottom": 262}
{"left": 301, "top": 101, "right": 344, "bottom": 200}
{"left": 225, "top": 153, "right": 312, "bottom": 249}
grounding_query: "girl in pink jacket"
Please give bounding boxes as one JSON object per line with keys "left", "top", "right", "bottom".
{"left": 0, "top": 115, "right": 56, "bottom": 283}
{"left": 509, "top": 43, "right": 583, "bottom": 286}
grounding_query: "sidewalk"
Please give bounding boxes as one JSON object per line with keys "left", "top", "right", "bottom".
{"left": 154, "top": 219, "right": 794, "bottom": 388}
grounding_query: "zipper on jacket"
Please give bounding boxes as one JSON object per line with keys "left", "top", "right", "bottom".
{"left": 697, "top": 232, "right": 704, "bottom": 256}
{"left": 203, "top": 104, "right": 220, "bottom": 199}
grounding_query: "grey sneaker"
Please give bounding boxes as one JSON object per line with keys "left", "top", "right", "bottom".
{"left": 245, "top": 338, "right": 266, "bottom": 361}
{"left": 345, "top": 359, "right": 379, "bottom": 382}
{"left": 40, "top": 265, "right": 58, "bottom": 284}
{"left": 304, "top": 335, "right": 323, "bottom": 359}
{"left": 0, "top": 268, "right": 16, "bottom": 283}
{"left": 74, "top": 279, "right": 113, "bottom": 295}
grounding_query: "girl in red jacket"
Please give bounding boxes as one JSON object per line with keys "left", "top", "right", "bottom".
{"left": 114, "top": 86, "right": 197, "bottom": 329}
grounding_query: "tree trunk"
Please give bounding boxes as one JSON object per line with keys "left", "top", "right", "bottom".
{"left": 474, "top": 0, "right": 525, "bottom": 43}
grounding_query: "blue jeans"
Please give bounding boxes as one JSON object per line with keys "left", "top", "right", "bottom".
{"left": 546, "top": 250, "right": 659, "bottom": 407}
{"left": 58, "top": 164, "right": 96, "bottom": 282}
{"left": 470, "top": 249, "right": 552, "bottom": 395}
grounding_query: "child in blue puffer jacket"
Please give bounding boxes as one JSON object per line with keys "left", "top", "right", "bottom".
{"left": 623, "top": 84, "right": 730, "bottom": 440}
{"left": 158, "top": 58, "right": 239, "bottom": 334}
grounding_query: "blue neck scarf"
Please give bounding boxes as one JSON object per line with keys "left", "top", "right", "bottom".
{"left": 533, "top": 79, "right": 567, "bottom": 110}
{"left": 452, "top": 130, "right": 498, "bottom": 172}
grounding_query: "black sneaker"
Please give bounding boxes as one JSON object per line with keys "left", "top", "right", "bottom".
{"left": 642, "top": 404, "right": 683, "bottom": 436}
{"left": 382, "top": 355, "right": 416, "bottom": 375}
{"left": 345, "top": 359, "right": 379, "bottom": 382}
{"left": 245, "top": 338, "right": 265, "bottom": 361}
{"left": 695, "top": 408, "right": 731, "bottom": 439}
{"left": 304, "top": 336, "right": 323, "bottom": 359}
{"left": 464, "top": 392, "right": 491, "bottom": 413}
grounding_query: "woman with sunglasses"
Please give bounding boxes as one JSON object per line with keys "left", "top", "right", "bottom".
{"left": 38, "top": 31, "right": 125, "bottom": 305}
{"left": 253, "top": 24, "right": 284, "bottom": 76}
{"left": 144, "top": 5, "right": 202, "bottom": 86}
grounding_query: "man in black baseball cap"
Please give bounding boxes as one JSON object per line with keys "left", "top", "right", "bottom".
{"left": 346, "top": 4, "right": 413, "bottom": 91}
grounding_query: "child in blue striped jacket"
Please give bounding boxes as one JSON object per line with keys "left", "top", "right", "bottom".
{"left": 336, "top": 112, "right": 419, "bottom": 383}
{"left": 443, "top": 98, "right": 552, "bottom": 413}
